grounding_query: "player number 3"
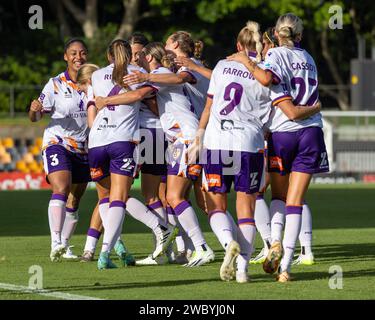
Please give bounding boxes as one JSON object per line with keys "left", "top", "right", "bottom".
{"left": 49, "top": 154, "right": 59, "bottom": 166}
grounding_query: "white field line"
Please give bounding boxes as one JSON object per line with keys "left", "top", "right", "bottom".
{"left": 0, "top": 282, "right": 104, "bottom": 300}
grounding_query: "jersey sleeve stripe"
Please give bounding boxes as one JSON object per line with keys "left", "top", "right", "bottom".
{"left": 272, "top": 95, "right": 292, "bottom": 106}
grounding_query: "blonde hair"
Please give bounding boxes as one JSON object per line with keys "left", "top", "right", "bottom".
{"left": 275, "top": 13, "right": 304, "bottom": 47}
{"left": 143, "top": 42, "right": 176, "bottom": 70}
{"left": 169, "top": 31, "right": 204, "bottom": 59}
{"left": 237, "top": 21, "right": 263, "bottom": 63}
{"left": 77, "top": 63, "right": 99, "bottom": 84}
{"left": 107, "top": 39, "right": 132, "bottom": 87}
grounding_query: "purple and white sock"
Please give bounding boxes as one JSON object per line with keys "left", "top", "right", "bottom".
{"left": 148, "top": 200, "right": 167, "bottom": 224}
{"left": 174, "top": 200, "right": 207, "bottom": 252}
{"left": 226, "top": 211, "right": 238, "bottom": 241}
{"left": 208, "top": 210, "right": 234, "bottom": 250}
{"left": 299, "top": 202, "right": 313, "bottom": 255}
{"left": 255, "top": 194, "right": 271, "bottom": 248}
{"left": 84, "top": 228, "right": 102, "bottom": 253}
{"left": 236, "top": 218, "right": 256, "bottom": 273}
{"left": 127, "top": 197, "right": 166, "bottom": 234}
{"left": 280, "top": 205, "right": 303, "bottom": 272}
{"left": 61, "top": 207, "right": 79, "bottom": 247}
{"left": 98, "top": 197, "right": 110, "bottom": 229}
{"left": 48, "top": 193, "right": 67, "bottom": 249}
{"left": 270, "top": 198, "right": 285, "bottom": 243}
{"left": 101, "top": 201, "right": 126, "bottom": 253}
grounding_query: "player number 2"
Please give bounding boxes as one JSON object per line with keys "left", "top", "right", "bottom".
{"left": 220, "top": 82, "right": 243, "bottom": 115}
{"left": 291, "top": 77, "right": 318, "bottom": 105}
{"left": 49, "top": 154, "right": 59, "bottom": 166}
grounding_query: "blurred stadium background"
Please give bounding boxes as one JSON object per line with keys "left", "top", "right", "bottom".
{"left": 0, "top": 0, "right": 374, "bottom": 188}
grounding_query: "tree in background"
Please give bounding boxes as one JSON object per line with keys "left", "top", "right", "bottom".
{"left": 0, "top": 0, "right": 374, "bottom": 114}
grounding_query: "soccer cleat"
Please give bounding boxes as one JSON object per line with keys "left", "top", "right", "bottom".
{"left": 220, "top": 240, "right": 240, "bottom": 281}
{"left": 292, "top": 252, "right": 315, "bottom": 266}
{"left": 152, "top": 225, "right": 179, "bottom": 259}
{"left": 80, "top": 250, "right": 94, "bottom": 262}
{"left": 136, "top": 255, "right": 167, "bottom": 266}
{"left": 249, "top": 247, "right": 268, "bottom": 265}
{"left": 184, "top": 246, "right": 215, "bottom": 267}
{"left": 114, "top": 239, "right": 135, "bottom": 266}
{"left": 236, "top": 271, "right": 249, "bottom": 284}
{"left": 50, "top": 244, "right": 66, "bottom": 262}
{"left": 263, "top": 241, "right": 283, "bottom": 274}
{"left": 62, "top": 246, "right": 78, "bottom": 259}
{"left": 276, "top": 270, "right": 292, "bottom": 283}
{"left": 97, "top": 252, "right": 118, "bottom": 270}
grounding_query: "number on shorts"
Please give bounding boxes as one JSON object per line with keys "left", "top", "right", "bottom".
{"left": 290, "top": 77, "right": 318, "bottom": 106}
{"left": 320, "top": 152, "right": 328, "bottom": 167}
{"left": 49, "top": 154, "right": 59, "bottom": 167}
{"left": 250, "top": 172, "right": 258, "bottom": 188}
{"left": 220, "top": 82, "right": 243, "bottom": 115}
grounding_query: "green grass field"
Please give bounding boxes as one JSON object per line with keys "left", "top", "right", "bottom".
{"left": 0, "top": 185, "right": 375, "bottom": 300}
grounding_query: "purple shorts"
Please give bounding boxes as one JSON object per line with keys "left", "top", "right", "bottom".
{"left": 202, "top": 149, "right": 265, "bottom": 194}
{"left": 43, "top": 145, "right": 91, "bottom": 184}
{"left": 167, "top": 140, "right": 201, "bottom": 181}
{"left": 88, "top": 141, "right": 136, "bottom": 182}
{"left": 139, "top": 128, "right": 167, "bottom": 176}
{"left": 268, "top": 127, "right": 329, "bottom": 175}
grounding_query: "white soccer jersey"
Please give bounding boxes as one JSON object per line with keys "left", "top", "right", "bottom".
{"left": 203, "top": 57, "right": 271, "bottom": 153}
{"left": 38, "top": 70, "right": 89, "bottom": 154}
{"left": 264, "top": 46, "right": 322, "bottom": 132}
{"left": 151, "top": 67, "right": 199, "bottom": 142}
{"left": 177, "top": 58, "right": 209, "bottom": 119}
{"left": 89, "top": 64, "right": 148, "bottom": 149}
{"left": 133, "top": 66, "right": 162, "bottom": 129}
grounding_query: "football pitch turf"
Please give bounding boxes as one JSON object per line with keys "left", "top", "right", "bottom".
{"left": 0, "top": 184, "right": 374, "bottom": 300}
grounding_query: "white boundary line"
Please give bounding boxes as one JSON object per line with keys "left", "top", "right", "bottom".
{"left": 0, "top": 282, "right": 104, "bottom": 300}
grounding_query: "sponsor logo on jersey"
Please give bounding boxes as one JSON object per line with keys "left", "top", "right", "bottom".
{"left": 221, "top": 120, "right": 244, "bottom": 131}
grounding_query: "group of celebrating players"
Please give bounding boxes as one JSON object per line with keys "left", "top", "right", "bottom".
{"left": 29, "top": 12, "right": 329, "bottom": 283}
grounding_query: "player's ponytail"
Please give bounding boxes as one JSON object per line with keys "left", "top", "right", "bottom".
{"left": 169, "top": 31, "right": 204, "bottom": 60}
{"left": 143, "top": 42, "right": 177, "bottom": 71}
{"left": 275, "top": 13, "right": 303, "bottom": 47}
{"left": 194, "top": 40, "right": 204, "bottom": 60}
{"left": 237, "top": 21, "right": 263, "bottom": 63}
{"left": 107, "top": 39, "right": 132, "bottom": 87}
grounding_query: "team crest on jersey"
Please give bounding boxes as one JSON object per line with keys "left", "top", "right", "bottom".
{"left": 172, "top": 148, "right": 181, "bottom": 160}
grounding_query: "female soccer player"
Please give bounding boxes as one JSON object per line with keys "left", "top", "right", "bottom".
{"left": 74, "top": 63, "right": 133, "bottom": 265}
{"left": 101, "top": 42, "right": 215, "bottom": 267}
{"left": 128, "top": 33, "right": 171, "bottom": 265}
{"left": 189, "top": 21, "right": 271, "bottom": 283}
{"left": 228, "top": 13, "right": 329, "bottom": 281}
{"left": 124, "top": 32, "right": 231, "bottom": 262}
{"left": 88, "top": 39, "right": 176, "bottom": 269}
{"left": 29, "top": 38, "right": 92, "bottom": 262}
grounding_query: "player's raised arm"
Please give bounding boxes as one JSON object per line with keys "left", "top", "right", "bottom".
{"left": 28, "top": 99, "right": 43, "bottom": 122}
